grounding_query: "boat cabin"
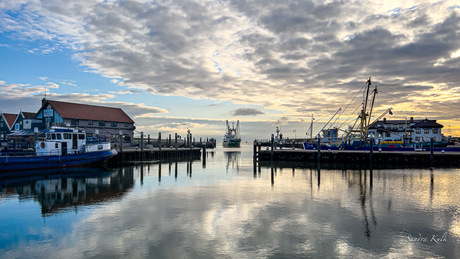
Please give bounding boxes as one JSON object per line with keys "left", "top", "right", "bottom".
{"left": 35, "top": 127, "right": 110, "bottom": 156}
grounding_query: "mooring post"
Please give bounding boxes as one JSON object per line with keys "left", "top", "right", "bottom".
{"left": 317, "top": 134, "right": 321, "bottom": 164}
{"left": 202, "top": 145, "right": 206, "bottom": 168}
{"left": 140, "top": 131, "right": 144, "bottom": 160}
{"left": 119, "top": 130, "right": 123, "bottom": 159}
{"left": 175, "top": 133, "right": 178, "bottom": 158}
{"left": 271, "top": 134, "right": 274, "bottom": 162}
{"left": 158, "top": 132, "right": 162, "bottom": 152}
{"left": 169, "top": 134, "right": 172, "bottom": 147}
{"left": 370, "top": 134, "right": 374, "bottom": 169}
{"left": 430, "top": 135, "right": 434, "bottom": 168}
{"left": 253, "top": 140, "right": 257, "bottom": 161}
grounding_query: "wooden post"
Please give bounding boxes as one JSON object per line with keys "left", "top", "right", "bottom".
{"left": 119, "top": 132, "right": 123, "bottom": 153}
{"left": 158, "top": 132, "right": 162, "bottom": 152}
{"left": 175, "top": 133, "right": 178, "bottom": 156}
{"left": 190, "top": 133, "right": 193, "bottom": 150}
{"left": 369, "top": 134, "right": 373, "bottom": 169}
{"left": 253, "top": 140, "right": 257, "bottom": 161}
{"left": 140, "top": 132, "right": 144, "bottom": 160}
{"left": 430, "top": 136, "right": 434, "bottom": 168}
{"left": 317, "top": 134, "right": 321, "bottom": 164}
{"left": 202, "top": 145, "right": 206, "bottom": 167}
{"left": 270, "top": 134, "right": 274, "bottom": 162}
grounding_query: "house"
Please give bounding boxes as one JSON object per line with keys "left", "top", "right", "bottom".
{"left": 0, "top": 112, "right": 17, "bottom": 145}
{"left": 11, "top": 112, "right": 40, "bottom": 131}
{"left": 7, "top": 111, "right": 42, "bottom": 148}
{"left": 368, "top": 117, "right": 444, "bottom": 143}
{"left": 35, "top": 99, "right": 135, "bottom": 145}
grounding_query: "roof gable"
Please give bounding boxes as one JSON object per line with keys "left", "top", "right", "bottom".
{"left": 2, "top": 113, "right": 18, "bottom": 129}
{"left": 46, "top": 100, "right": 134, "bottom": 124}
{"left": 21, "top": 112, "right": 37, "bottom": 119}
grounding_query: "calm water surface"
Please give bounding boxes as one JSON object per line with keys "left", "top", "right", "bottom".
{"left": 1, "top": 144, "right": 459, "bottom": 258}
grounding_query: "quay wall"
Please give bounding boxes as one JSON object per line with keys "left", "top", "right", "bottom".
{"left": 256, "top": 149, "right": 460, "bottom": 167}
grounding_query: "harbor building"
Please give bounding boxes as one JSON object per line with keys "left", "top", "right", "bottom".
{"left": 0, "top": 113, "right": 17, "bottom": 145}
{"left": 7, "top": 111, "right": 42, "bottom": 148}
{"left": 36, "top": 99, "right": 135, "bottom": 145}
{"left": 368, "top": 117, "right": 444, "bottom": 144}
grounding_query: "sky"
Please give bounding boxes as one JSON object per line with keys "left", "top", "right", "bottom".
{"left": 1, "top": 0, "right": 460, "bottom": 142}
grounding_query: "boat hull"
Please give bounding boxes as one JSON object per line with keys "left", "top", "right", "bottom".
{"left": 0, "top": 149, "right": 117, "bottom": 172}
{"left": 223, "top": 139, "right": 241, "bottom": 148}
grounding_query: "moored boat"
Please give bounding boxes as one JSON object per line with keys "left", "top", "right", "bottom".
{"left": 223, "top": 120, "right": 241, "bottom": 148}
{"left": 0, "top": 127, "right": 117, "bottom": 172}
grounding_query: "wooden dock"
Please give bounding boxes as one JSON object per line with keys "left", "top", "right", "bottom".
{"left": 255, "top": 148, "right": 460, "bottom": 168}
{"left": 108, "top": 147, "right": 201, "bottom": 164}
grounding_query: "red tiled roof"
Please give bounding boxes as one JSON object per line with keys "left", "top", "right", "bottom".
{"left": 3, "top": 113, "right": 17, "bottom": 128}
{"left": 46, "top": 100, "right": 134, "bottom": 123}
{"left": 22, "top": 112, "right": 37, "bottom": 119}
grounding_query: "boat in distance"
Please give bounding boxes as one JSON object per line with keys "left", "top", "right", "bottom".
{"left": 223, "top": 120, "right": 241, "bottom": 148}
{"left": 0, "top": 127, "right": 117, "bottom": 172}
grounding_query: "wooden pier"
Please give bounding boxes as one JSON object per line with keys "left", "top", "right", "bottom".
{"left": 108, "top": 147, "right": 201, "bottom": 164}
{"left": 254, "top": 143, "right": 460, "bottom": 168}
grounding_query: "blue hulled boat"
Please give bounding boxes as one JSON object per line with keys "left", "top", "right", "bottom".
{"left": 0, "top": 127, "right": 117, "bottom": 172}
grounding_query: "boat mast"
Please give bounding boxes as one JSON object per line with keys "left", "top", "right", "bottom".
{"left": 311, "top": 114, "right": 314, "bottom": 142}
{"left": 359, "top": 77, "right": 372, "bottom": 140}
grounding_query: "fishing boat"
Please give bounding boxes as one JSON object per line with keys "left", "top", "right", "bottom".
{"left": 0, "top": 127, "right": 117, "bottom": 172}
{"left": 303, "top": 77, "right": 458, "bottom": 152}
{"left": 223, "top": 120, "right": 241, "bottom": 148}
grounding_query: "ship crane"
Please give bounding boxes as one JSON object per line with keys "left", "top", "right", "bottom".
{"left": 342, "top": 77, "right": 383, "bottom": 144}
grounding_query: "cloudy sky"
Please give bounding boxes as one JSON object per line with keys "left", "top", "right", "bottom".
{"left": 1, "top": 0, "right": 460, "bottom": 141}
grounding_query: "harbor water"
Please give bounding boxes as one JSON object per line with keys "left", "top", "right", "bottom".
{"left": 1, "top": 144, "right": 459, "bottom": 258}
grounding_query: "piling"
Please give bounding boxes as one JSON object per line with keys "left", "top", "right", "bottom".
{"left": 140, "top": 132, "right": 144, "bottom": 160}
{"left": 430, "top": 137, "right": 434, "bottom": 168}
{"left": 158, "top": 132, "right": 162, "bottom": 152}
{"left": 370, "top": 135, "right": 373, "bottom": 169}
{"left": 317, "top": 134, "right": 321, "bottom": 164}
{"left": 202, "top": 145, "right": 206, "bottom": 167}
{"left": 270, "top": 134, "right": 274, "bottom": 162}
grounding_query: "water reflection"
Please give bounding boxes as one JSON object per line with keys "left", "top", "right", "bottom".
{"left": 1, "top": 168, "right": 134, "bottom": 217}
{"left": 224, "top": 150, "right": 240, "bottom": 173}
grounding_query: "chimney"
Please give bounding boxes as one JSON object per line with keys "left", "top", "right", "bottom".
{"left": 383, "top": 118, "right": 386, "bottom": 123}
{"left": 42, "top": 98, "right": 47, "bottom": 107}
{"left": 410, "top": 117, "right": 414, "bottom": 123}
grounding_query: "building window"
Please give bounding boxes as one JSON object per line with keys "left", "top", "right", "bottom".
{"left": 73, "top": 119, "right": 79, "bottom": 125}
{"left": 99, "top": 121, "right": 106, "bottom": 126}
{"left": 415, "top": 137, "right": 420, "bottom": 141}
{"left": 386, "top": 133, "right": 391, "bottom": 138}
{"left": 424, "top": 129, "right": 429, "bottom": 134}
{"left": 15, "top": 124, "right": 19, "bottom": 130}
{"left": 88, "top": 120, "right": 93, "bottom": 125}
{"left": 111, "top": 121, "right": 117, "bottom": 127}
{"left": 416, "top": 129, "right": 421, "bottom": 134}
{"left": 432, "top": 128, "right": 438, "bottom": 134}
{"left": 124, "top": 123, "right": 129, "bottom": 127}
